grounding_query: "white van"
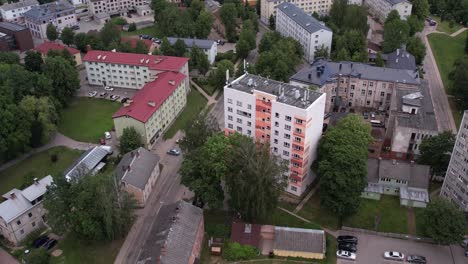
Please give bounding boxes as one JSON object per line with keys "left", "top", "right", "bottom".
{"left": 105, "top": 132, "right": 112, "bottom": 139}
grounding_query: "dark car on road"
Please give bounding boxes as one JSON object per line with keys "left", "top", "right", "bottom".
{"left": 337, "top": 235, "right": 358, "bottom": 244}
{"left": 338, "top": 243, "right": 357, "bottom": 253}
{"left": 407, "top": 255, "right": 426, "bottom": 263}
{"left": 33, "top": 236, "right": 49, "bottom": 248}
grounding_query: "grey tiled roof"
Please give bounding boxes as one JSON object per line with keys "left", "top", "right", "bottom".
{"left": 23, "top": 0, "right": 74, "bottom": 21}
{"left": 290, "top": 59, "right": 420, "bottom": 87}
{"left": 167, "top": 37, "right": 215, "bottom": 50}
{"left": 385, "top": 49, "right": 417, "bottom": 71}
{"left": 273, "top": 226, "right": 325, "bottom": 254}
{"left": 227, "top": 74, "right": 324, "bottom": 109}
{"left": 116, "top": 147, "right": 160, "bottom": 190}
{"left": 0, "top": 0, "right": 38, "bottom": 11}
{"left": 0, "top": 22, "right": 28, "bottom": 32}
{"left": 395, "top": 80, "right": 438, "bottom": 131}
{"left": 64, "top": 146, "right": 111, "bottom": 181}
{"left": 277, "top": 3, "right": 331, "bottom": 34}
{"left": 367, "top": 158, "right": 430, "bottom": 189}
{"left": 138, "top": 201, "right": 204, "bottom": 264}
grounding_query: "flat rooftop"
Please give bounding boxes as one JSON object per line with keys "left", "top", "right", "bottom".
{"left": 0, "top": 22, "right": 28, "bottom": 32}
{"left": 226, "top": 74, "right": 323, "bottom": 109}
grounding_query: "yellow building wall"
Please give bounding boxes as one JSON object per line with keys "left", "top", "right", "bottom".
{"left": 113, "top": 117, "right": 147, "bottom": 145}
{"left": 273, "top": 250, "right": 324, "bottom": 260}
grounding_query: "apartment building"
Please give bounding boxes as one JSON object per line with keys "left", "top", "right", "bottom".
{"left": 23, "top": 0, "right": 77, "bottom": 39}
{"left": 83, "top": 50, "right": 189, "bottom": 91}
{"left": 365, "top": 0, "right": 412, "bottom": 21}
{"left": 88, "top": 0, "right": 145, "bottom": 18}
{"left": 0, "top": 0, "right": 38, "bottom": 24}
{"left": 275, "top": 3, "right": 332, "bottom": 63}
{"left": 290, "top": 59, "right": 420, "bottom": 112}
{"left": 224, "top": 74, "right": 326, "bottom": 196}
{"left": 0, "top": 176, "right": 53, "bottom": 245}
{"left": 440, "top": 111, "right": 468, "bottom": 212}
{"left": 113, "top": 71, "right": 187, "bottom": 148}
{"left": 167, "top": 37, "right": 218, "bottom": 65}
{"left": 260, "top": 0, "right": 333, "bottom": 25}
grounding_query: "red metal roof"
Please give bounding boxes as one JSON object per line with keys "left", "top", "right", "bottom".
{"left": 34, "top": 41, "right": 80, "bottom": 55}
{"left": 83, "top": 50, "right": 189, "bottom": 71}
{"left": 112, "top": 71, "right": 186, "bottom": 123}
{"left": 230, "top": 222, "right": 262, "bottom": 248}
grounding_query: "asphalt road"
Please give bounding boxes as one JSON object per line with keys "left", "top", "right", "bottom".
{"left": 209, "top": 94, "right": 224, "bottom": 127}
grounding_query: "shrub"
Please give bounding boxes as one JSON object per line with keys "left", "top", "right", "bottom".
{"left": 111, "top": 17, "right": 128, "bottom": 26}
{"left": 222, "top": 242, "right": 258, "bottom": 261}
{"left": 23, "top": 248, "right": 50, "bottom": 264}
{"left": 50, "top": 153, "right": 58, "bottom": 163}
{"left": 215, "top": 50, "right": 236, "bottom": 63}
{"left": 128, "top": 22, "right": 137, "bottom": 32}
{"left": 205, "top": 223, "right": 230, "bottom": 238}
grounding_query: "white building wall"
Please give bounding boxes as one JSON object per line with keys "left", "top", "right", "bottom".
{"left": 0, "top": 3, "right": 38, "bottom": 23}
{"left": 224, "top": 88, "right": 256, "bottom": 136}
{"left": 261, "top": 0, "right": 333, "bottom": 24}
{"left": 0, "top": 204, "right": 47, "bottom": 245}
{"left": 393, "top": 2, "right": 412, "bottom": 20}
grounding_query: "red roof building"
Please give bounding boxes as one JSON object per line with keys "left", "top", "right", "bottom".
{"left": 120, "top": 37, "right": 154, "bottom": 50}
{"left": 230, "top": 222, "right": 262, "bottom": 248}
{"left": 34, "top": 41, "right": 82, "bottom": 65}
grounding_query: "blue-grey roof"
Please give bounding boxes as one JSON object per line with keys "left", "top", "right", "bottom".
{"left": 116, "top": 147, "right": 160, "bottom": 190}
{"left": 0, "top": 0, "right": 38, "bottom": 11}
{"left": 64, "top": 146, "right": 111, "bottom": 181}
{"left": 385, "top": 49, "right": 416, "bottom": 71}
{"left": 0, "top": 22, "right": 28, "bottom": 32}
{"left": 273, "top": 227, "right": 325, "bottom": 254}
{"left": 290, "top": 59, "right": 420, "bottom": 87}
{"left": 386, "top": 0, "right": 410, "bottom": 6}
{"left": 276, "top": 3, "right": 331, "bottom": 34}
{"left": 23, "top": 0, "right": 74, "bottom": 22}
{"left": 167, "top": 37, "right": 215, "bottom": 50}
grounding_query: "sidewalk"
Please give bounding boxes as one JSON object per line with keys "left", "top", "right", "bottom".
{"left": 190, "top": 79, "right": 217, "bottom": 106}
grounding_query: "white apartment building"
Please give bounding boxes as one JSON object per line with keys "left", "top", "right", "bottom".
{"left": 0, "top": 0, "right": 38, "bottom": 24}
{"left": 260, "top": 0, "right": 332, "bottom": 25}
{"left": 23, "top": 0, "right": 77, "bottom": 39}
{"left": 113, "top": 71, "right": 187, "bottom": 147}
{"left": 365, "top": 0, "right": 412, "bottom": 21}
{"left": 441, "top": 111, "right": 468, "bottom": 212}
{"left": 224, "top": 74, "right": 326, "bottom": 196}
{"left": 276, "top": 3, "right": 332, "bottom": 63}
{"left": 167, "top": 37, "right": 218, "bottom": 65}
{"left": 0, "top": 176, "right": 53, "bottom": 245}
{"left": 70, "top": 0, "right": 87, "bottom": 6}
{"left": 88, "top": 0, "right": 145, "bottom": 18}
{"left": 83, "top": 50, "right": 190, "bottom": 91}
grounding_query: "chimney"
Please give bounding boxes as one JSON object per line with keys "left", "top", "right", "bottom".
{"left": 10, "top": 192, "right": 15, "bottom": 199}
{"left": 33, "top": 178, "right": 39, "bottom": 184}
{"left": 148, "top": 101, "right": 156, "bottom": 107}
{"left": 127, "top": 165, "right": 131, "bottom": 171}
{"left": 225, "top": 69, "right": 230, "bottom": 84}
{"left": 351, "top": 63, "right": 353, "bottom": 69}
{"left": 122, "top": 165, "right": 126, "bottom": 172}
{"left": 396, "top": 58, "right": 399, "bottom": 63}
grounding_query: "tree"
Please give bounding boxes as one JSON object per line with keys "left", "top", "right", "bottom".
{"left": 74, "top": 32, "right": 88, "bottom": 52}
{"left": 449, "top": 56, "right": 468, "bottom": 108}
{"left": 159, "top": 37, "right": 174, "bottom": 56}
{"left": 269, "top": 14, "right": 275, "bottom": 30}
{"left": 407, "top": 15, "right": 424, "bottom": 36}
{"left": 210, "top": 59, "right": 234, "bottom": 89}
{"left": 235, "top": 39, "right": 251, "bottom": 59}
{"left": 411, "top": 0, "right": 429, "bottom": 20}
{"left": 151, "top": 0, "right": 168, "bottom": 23}
{"left": 195, "top": 10, "right": 213, "bottom": 39}
{"left": 180, "top": 109, "right": 219, "bottom": 153}
{"left": 385, "top": 10, "right": 401, "bottom": 24}
{"left": 23, "top": 248, "right": 50, "bottom": 264}
{"left": 173, "top": 39, "right": 188, "bottom": 57}
{"left": 190, "top": 46, "right": 210, "bottom": 75}
{"left": 0, "top": 52, "right": 20, "bottom": 64}
{"left": 24, "top": 51, "right": 44, "bottom": 72}
{"left": 329, "top": 0, "right": 348, "bottom": 29}
{"left": 342, "top": 4, "right": 369, "bottom": 35}
{"left": 239, "top": 20, "right": 256, "bottom": 49}
{"left": 134, "top": 40, "right": 149, "bottom": 54}
{"left": 220, "top": 3, "right": 238, "bottom": 41}
{"left": 314, "top": 45, "right": 329, "bottom": 58}
{"left": 382, "top": 19, "right": 410, "bottom": 53}
{"left": 188, "top": 0, "right": 203, "bottom": 20}
{"left": 19, "top": 96, "right": 58, "bottom": 147}
{"left": 375, "top": 52, "right": 385, "bottom": 67}
{"left": 46, "top": 23, "right": 58, "bottom": 41}
{"left": 318, "top": 115, "right": 372, "bottom": 220}
{"left": 465, "top": 34, "right": 468, "bottom": 54}
{"left": 61, "top": 27, "right": 75, "bottom": 46}
{"left": 42, "top": 56, "right": 80, "bottom": 106}
{"left": 406, "top": 36, "right": 426, "bottom": 65}
{"left": 46, "top": 49, "right": 76, "bottom": 66}
{"left": 418, "top": 131, "right": 455, "bottom": 176}
{"left": 100, "top": 22, "right": 121, "bottom": 48}
{"left": 335, "top": 47, "right": 350, "bottom": 61}
{"left": 43, "top": 172, "right": 136, "bottom": 240}
{"left": 119, "top": 127, "right": 142, "bottom": 154}
{"left": 225, "top": 135, "right": 288, "bottom": 221}
{"left": 422, "top": 198, "right": 465, "bottom": 244}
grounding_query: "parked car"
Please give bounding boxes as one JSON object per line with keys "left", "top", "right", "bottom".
{"left": 175, "top": 138, "right": 182, "bottom": 144}
{"left": 71, "top": 25, "right": 80, "bottom": 30}
{"left": 337, "top": 235, "right": 358, "bottom": 244}
{"left": 324, "top": 112, "right": 331, "bottom": 119}
{"left": 336, "top": 250, "right": 356, "bottom": 260}
{"left": 363, "top": 111, "right": 369, "bottom": 119}
{"left": 88, "top": 91, "right": 97, "bottom": 97}
{"left": 461, "top": 238, "right": 468, "bottom": 248}
{"left": 167, "top": 149, "right": 181, "bottom": 156}
{"left": 100, "top": 138, "right": 106, "bottom": 145}
{"left": 110, "top": 95, "right": 120, "bottom": 101}
{"left": 140, "top": 34, "right": 151, "bottom": 40}
{"left": 153, "top": 38, "right": 161, "bottom": 44}
{"left": 407, "top": 255, "right": 426, "bottom": 263}
{"left": 465, "top": 249, "right": 468, "bottom": 257}
{"left": 121, "top": 97, "right": 130, "bottom": 103}
{"left": 429, "top": 20, "right": 437, "bottom": 26}
{"left": 338, "top": 243, "right": 357, "bottom": 253}
{"left": 216, "top": 39, "right": 225, "bottom": 45}
{"left": 127, "top": 14, "right": 132, "bottom": 18}
{"left": 105, "top": 131, "right": 112, "bottom": 139}
{"left": 104, "top": 86, "right": 114, "bottom": 91}
{"left": 100, "top": 92, "right": 108, "bottom": 97}
{"left": 43, "top": 239, "right": 57, "bottom": 250}
{"left": 384, "top": 251, "right": 404, "bottom": 261}
{"left": 33, "top": 236, "right": 49, "bottom": 248}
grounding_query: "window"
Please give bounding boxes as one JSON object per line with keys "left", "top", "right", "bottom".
{"left": 237, "top": 126, "right": 242, "bottom": 132}
{"left": 382, "top": 83, "right": 386, "bottom": 89}
{"left": 285, "top": 125, "right": 291, "bottom": 131}
{"left": 228, "top": 124, "right": 233, "bottom": 129}
{"left": 284, "top": 134, "right": 291, "bottom": 139}
{"left": 274, "top": 139, "right": 278, "bottom": 144}
{"left": 20, "top": 229, "right": 24, "bottom": 235}
{"left": 227, "top": 98, "right": 232, "bottom": 104}
{"left": 274, "top": 130, "right": 279, "bottom": 136}
{"left": 28, "top": 213, "right": 32, "bottom": 218}
{"left": 247, "top": 121, "right": 251, "bottom": 127}
{"left": 295, "top": 128, "right": 302, "bottom": 134}
{"left": 275, "top": 113, "right": 279, "bottom": 118}
{"left": 369, "top": 82, "right": 374, "bottom": 87}
{"left": 293, "top": 153, "right": 300, "bottom": 159}
{"left": 237, "top": 118, "right": 242, "bottom": 124}
{"left": 380, "top": 92, "right": 385, "bottom": 97}
{"left": 237, "top": 101, "right": 242, "bottom": 107}
{"left": 293, "top": 162, "right": 299, "bottom": 168}
{"left": 283, "top": 150, "right": 290, "bottom": 156}
{"left": 285, "top": 116, "right": 292, "bottom": 121}
{"left": 291, "top": 186, "right": 297, "bottom": 192}
{"left": 32, "top": 222, "right": 36, "bottom": 227}
{"left": 17, "top": 220, "right": 21, "bottom": 225}
{"left": 228, "top": 107, "right": 233, "bottom": 112}
{"left": 228, "top": 115, "right": 233, "bottom": 121}
{"left": 284, "top": 142, "right": 290, "bottom": 147}
{"left": 295, "top": 137, "right": 301, "bottom": 142}
{"left": 368, "top": 90, "right": 372, "bottom": 95}
{"left": 295, "top": 118, "right": 303, "bottom": 124}
{"left": 366, "top": 100, "right": 371, "bottom": 105}
{"left": 361, "top": 89, "right": 365, "bottom": 95}
{"left": 350, "top": 92, "right": 354, "bottom": 98}
{"left": 351, "top": 84, "right": 355, "bottom": 90}
{"left": 247, "top": 104, "right": 252, "bottom": 110}
{"left": 363, "top": 81, "right": 367, "bottom": 86}
{"left": 273, "top": 147, "right": 278, "bottom": 152}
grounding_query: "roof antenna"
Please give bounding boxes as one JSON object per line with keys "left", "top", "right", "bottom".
{"left": 243, "top": 59, "right": 248, "bottom": 74}
{"left": 225, "top": 69, "right": 229, "bottom": 85}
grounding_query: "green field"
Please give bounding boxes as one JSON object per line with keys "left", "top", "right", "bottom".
{"left": 343, "top": 196, "right": 408, "bottom": 234}
{"left": 164, "top": 87, "right": 208, "bottom": 139}
{"left": 432, "top": 16, "right": 463, "bottom": 34}
{"left": 0, "top": 146, "right": 82, "bottom": 195}
{"left": 58, "top": 98, "right": 121, "bottom": 142}
{"left": 295, "top": 192, "right": 340, "bottom": 230}
{"left": 427, "top": 31, "right": 467, "bottom": 127}
{"left": 121, "top": 25, "right": 161, "bottom": 38}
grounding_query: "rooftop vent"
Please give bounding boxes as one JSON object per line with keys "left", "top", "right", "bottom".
{"left": 293, "top": 13, "right": 297, "bottom": 17}
{"left": 102, "top": 55, "right": 106, "bottom": 60}
{"left": 111, "top": 49, "right": 116, "bottom": 52}
{"left": 33, "top": 178, "right": 39, "bottom": 184}
{"left": 168, "top": 80, "right": 175, "bottom": 85}
{"left": 306, "top": 23, "right": 311, "bottom": 26}
{"left": 294, "top": 89, "right": 300, "bottom": 99}
{"left": 247, "top": 78, "right": 253, "bottom": 87}
{"left": 145, "top": 59, "right": 150, "bottom": 64}
{"left": 10, "top": 192, "right": 15, "bottom": 199}
{"left": 140, "top": 58, "right": 144, "bottom": 63}
{"left": 148, "top": 101, "right": 156, "bottom": 107}
{"left": 97, "top": 55, "right": 101, "bottom": 59}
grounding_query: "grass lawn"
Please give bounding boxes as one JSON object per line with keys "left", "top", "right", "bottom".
{"left": 0, "top": 146, "right": 82, "bottom": 195}
{"left": 121, "top": 25, "right": 162, "bottom": 38}
{"left": 432, "top": 16, "right": 463, "bottom": 34}
{"left": 58, "top": 98, "right": 121, "bottom": 142}
{"left": 343, "top": 195, "right": 408, "bottom": 234}
{"left": 295, "top": 193, "right": 340, "bottom": 230}
{"left": 414, "top": 208, "right": 426, "bottom": 237}
{"left": 164, "top": 87, "right": 208, "bottom": 139}
{"left": 50, "top": 235, "right": 124, "bottom": 264}
{"left": 427, "top": 31, "right": 467, "bottom": 128}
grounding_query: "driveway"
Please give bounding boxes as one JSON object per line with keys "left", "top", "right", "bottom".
{"left": 337, "top": 231, "right": 465, "bottom": 264}
{"left": 77, "top": 69, "right": 138, "bottom": 101}
{"left": 209, "top": 94, "right": 224, "bottom": 127}
{"left": 0, "top": 249, "right": 18, "bottom": 264}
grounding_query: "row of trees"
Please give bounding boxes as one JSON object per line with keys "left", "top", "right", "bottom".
{"left": 0, "top": 51, "right": 79, "bottom": 161}
{"left": 159, "top": 37, "right": 211, "bottom": 75}
{"left": 219, "top": 0, "right": 259, "bottom": 42}
{"left": 179, "top": 112, "right": 287, "bottom": 220}
{"left": 428, "top": 0, "right": 468, "bottom": 26}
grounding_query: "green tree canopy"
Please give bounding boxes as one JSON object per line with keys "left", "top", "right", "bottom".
{"left": 74, "top": 32, "right": 88, "bottom": 52}
{"left": 99, "top": 22, "right": 121, "bottom": 48}
{"left": 375, "top": 52, "right": 385, "bottom": 67}
{"left": 42, "top": 56, "right": 80, "bottom": 106}
{"left": 418, "top": 131, "right": 455, "bottom": 176}
{"left": 119, "top": 127, "right": 142, "bottom": 154}
{"left": 173, "top": 39, "right": 188, "bottom": 57}
{"left": 134, "top": 40, "right": 149, "bottom": 54}
{"left": 210, "top": 59, "right": 234, "bottom": 89}
{"left": 220, "top": 3, "right": 238, "bottom": 42}
{"left": 385, "top": 10, "right": 401, "bottom": 24}
{"left": 160, "top": 37, "right": 174, "bottom": 56}
{"left": 180, "top": 110, "right": 219, "bottom": 153}
{"left": 314, "top": 45, "right": 329, "bottom": 58}
{"left": 407, "top": 15, "right": 424, "bottom": 36}
{"left": 61, "top": 27, "right": 75, "bottom": 46}
{"left": 46, "top": 23, "right": 58, "bottom": 41}
{"left": 382, "top": 19, "right": 410, "bottom": 53}
{"left": 449, "top": 56, "right": 468, "bottom": 108}
{"left": 0, "top": 52, "right": 20, "bottom": 64}
{"left": 195, "top": 10, "right": 213, "bottom": 39}
{"left": 23, "top": 248, "right": 50, "bottom": 264}
{"left": 190, "top": 46, "right": 210, "bottom": 75}
{"left": 406, "top": 36, "right": 426, "bottom": 65}
{"left": 422, "top": 198, "right": 465, "bottom": 244}
{"left": 24, "top": 51, "right": 44, "bottom": 72}
{"left": 19, "top": 96, "right": 58, "bottom": 147}
{"left": 411, "top": 0, "right": 429, "bottom": 20}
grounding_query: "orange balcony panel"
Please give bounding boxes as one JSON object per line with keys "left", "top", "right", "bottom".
{"left": 290, "top": 165, "right": 304, "bottom": 175}
{"left": 256, "top": 99, "right": 272, "bottom": 107}
{"left": 291, "top": 158, "right": 303, "bottom": 167}
{"left": 290, "top": 174, "right": 302, "bottom": 182}
{"left": 293, "top": 131, "right": 305, "bottom": 137}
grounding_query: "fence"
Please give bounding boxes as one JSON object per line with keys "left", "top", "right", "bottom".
{"left": 342, "top": 226, "right": 436, "bottom": 244}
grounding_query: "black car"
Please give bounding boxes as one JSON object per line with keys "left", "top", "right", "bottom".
{"left": 32, "top": 236, "right": 49, "bottom": 248}
{"left": 338, "top": 243, "right": 357, "bottom": 253}
{"left": 43, "top": 239, "right": 57, "bottom": 250}
{"left": 337, "top": 235, "right": 358, "bottom": 244}
{"left": 407, "top": 255, "right": 426, "bottom": 264}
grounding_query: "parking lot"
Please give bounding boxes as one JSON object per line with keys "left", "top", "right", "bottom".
{"left": 336, "top": 232, "right": 465, "bottom": 264}
{"left": 77, "top": 69, "right": 138, "bottom": 102}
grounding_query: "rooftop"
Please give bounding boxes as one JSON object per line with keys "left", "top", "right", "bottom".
{"left": 384, "top": 49, "right": 417, "bottom": 71}
{"left": 395, "top": 81, "right": 438, "bottom": 131}
{"left": 0, "top": 21, "right": 28, "bottom": 32}
{"left": 0, "top": 175, "right": 52, "bottom": 224}
{"left": 138, "top": 201, "right": 203, "bottom": 264}
{"left": 23, "top": 0, "right": 74, "bottom": 20}
{"left": 227, "top": 74, "right": 324, "bottom": 109}
{"left": 0, "top": 0, "right": 38, "bottom": 11}
{"left": 34, "top": 41, "right": 80, "bottom": 55}
{"left": 83, "top": 50, "right": 189, "bottom": 72}
{"left": 387, "top": 0, "right": 410, "bottom": 6}
{"left": 277, "top": 3, "right": 331, "bottom": 34}
{"left": 112, "top": 71, "right": 186, "bottom": 122}
{"left": 230, "top": 222, "right": 262, "bottom": 248}
{"left": 290, "top": 59, "right": 420, "bottom": 87}
{"left": 64, "top": 146, "right": 112, "bottom": 181}
{"left": 116, "top": 147, "right": 160, "bottom": 190}
{"left": 367, "top": 158, "right": 431, "bottom": 189}
{"left": 273, "top": 226, "right": 325, "bottom": 254}
{"left": 167, "top": 37, "right": 216, "bottom": 50}
{"left": 400, "top": 187, "right": 429, "bottom": 203}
